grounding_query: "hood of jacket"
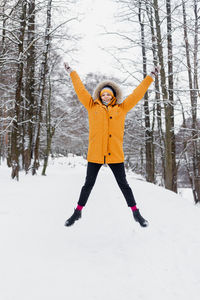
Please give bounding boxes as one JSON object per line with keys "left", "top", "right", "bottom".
{"left": 93, "top": 80, "right": 123, "bottom": 104}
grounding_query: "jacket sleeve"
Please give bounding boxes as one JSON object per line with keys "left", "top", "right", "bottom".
{"left": 70, "top": 71, "right": 94, "bottom": 109}
{"left": 120, "top": 75, "right": 154, "bottom": 113}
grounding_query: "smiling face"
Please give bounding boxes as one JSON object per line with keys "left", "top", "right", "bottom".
{"left": 100, "top": 92, "right": 113, "bottom": 104}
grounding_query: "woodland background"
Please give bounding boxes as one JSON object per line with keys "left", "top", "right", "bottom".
{"left": 0, "top": 0, "right": 200, "bottom": 203}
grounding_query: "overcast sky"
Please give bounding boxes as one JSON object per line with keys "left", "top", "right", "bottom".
{"left": 69, "top": 0, "right": 120, "bottom": 77}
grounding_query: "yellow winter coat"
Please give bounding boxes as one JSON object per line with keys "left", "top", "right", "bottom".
{"left": 70, "top": 71, "right": 153, "bottom": 164}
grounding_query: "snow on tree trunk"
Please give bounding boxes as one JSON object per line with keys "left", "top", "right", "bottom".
{"left": 42, "top": 76, "right": 55, "bottom": 176}
{"left": 182, "top": 0, "right": 200, "bottom": 203}
{"left": 24, "top": 0, "right": 36, "bottom": 173}
{"left": 11, "top": 0, "right": 27, "bottom": 180}
{"left": 146, "top": 2, "right": 165, "bottom": 186}
{"left": 166, "top": 0, "right": 177, "bottom": 192}
{"left": 31, "top": 0, "right": 52, "bottom": 175}
{"left": 138, "top": 0, "right": 155, "bottom": 184}
{"left": 153, "top": 0, "right": 177, "bottom": 192}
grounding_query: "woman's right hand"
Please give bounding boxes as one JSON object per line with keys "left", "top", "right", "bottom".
{"left": 150, "top": 65, "right": 160, "bottom": 79}
{"left": 64, "top": 62, "right": 72, "bottom": 74}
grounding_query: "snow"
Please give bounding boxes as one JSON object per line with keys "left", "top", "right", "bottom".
{"left": 1, "top": 155, "right": 200, "bottom": 300}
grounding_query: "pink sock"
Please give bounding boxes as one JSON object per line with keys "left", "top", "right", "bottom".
{"left": 131, "top": 205, "right": 137, "bottom": 211}
{"left": 76, "top": 205, "right": 83, "bottom": 211}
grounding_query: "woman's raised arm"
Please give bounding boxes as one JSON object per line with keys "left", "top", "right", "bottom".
{"left": 64, "top": 62, "right": 93, "bottom": 110}
{"left": 120, "top": 65, "right": 160, "bottom": 113}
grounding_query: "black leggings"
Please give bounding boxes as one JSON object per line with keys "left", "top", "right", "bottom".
{"left": 78, "top": 162, "right": 136, "bottom": 207}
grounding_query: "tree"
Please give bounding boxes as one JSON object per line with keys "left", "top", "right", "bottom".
{"left": 153, "top": 0, "right": 177, "bottom": 192}
{"left": 31, "top": 0, "right": 52, "bottom": 175}
{"left": 10, "top": 0, "right": 27, "bottom": 180}
{"left": 0, "top": 0, "right": 79, "bottom": 178}
{"left": 138, "top": 0, "right": 155, "bottom": 183}
{"left": 181, "top": 0, "right": 200, "bottom": 203}
{"left": 23, "top": 0, "right": 36, "bottom": 173}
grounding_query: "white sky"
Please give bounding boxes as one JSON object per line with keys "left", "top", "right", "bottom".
{"left": 70, "top": 0, "right": 119, "bottom": 77}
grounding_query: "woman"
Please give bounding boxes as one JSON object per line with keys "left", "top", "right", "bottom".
{"left": 64, "top": 62, "right": 160, "bottom": 228}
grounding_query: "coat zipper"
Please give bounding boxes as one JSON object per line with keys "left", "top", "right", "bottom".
{"left": 102, "top": 105, "right": 108, "bottom": 165}
{"left": 103, "top": 104, "right": 111, "bottom": 165}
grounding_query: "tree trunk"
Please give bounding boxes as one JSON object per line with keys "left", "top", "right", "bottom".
{"left": 153, "top": 0, "right": 177, "bottom": 192}
{"left": 42, "top": 77, "right": 55, "bottom": 176}
{"left": 146, "top": 3, "right": 165, "bottom": 184}
{"left": 41, "top": 130, "right": 54, "bottom": 176}
{"left": 24, "top": 0, "right": 36, "bottom": 173}
{"left": 138, "top": 1, "right": 155, "bottom": 183}
{"left": 166, "top": 0, "right": 177, "bottom": 192}
{"left": 11, "top": 0, "right": 27, "bottom": 180}
{"left": 192, "top": 0, "right": 200, "bottom": 203}
{"left": 182, "top": 0, "right": 200, "bottom": 203}
{"left": 32, "top": 0, "right": 52, "bottom": 175}
{"left": 0, "top": 0, "right": 9, "bottom": 159}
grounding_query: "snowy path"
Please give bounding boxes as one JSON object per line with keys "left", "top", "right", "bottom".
{"left": 0, "top": 158, "right": 200, "bottom": 300}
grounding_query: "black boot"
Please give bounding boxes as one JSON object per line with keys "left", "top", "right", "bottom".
{"left": 133, "top": 209, "right": 149, "bottom": 227}
{"left": 64, "top": 209, "right": 82, "bottom": 227}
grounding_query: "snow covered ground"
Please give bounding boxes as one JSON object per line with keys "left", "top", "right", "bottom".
{"left": 0, "top": 155, "right": 200, "bottom": 300}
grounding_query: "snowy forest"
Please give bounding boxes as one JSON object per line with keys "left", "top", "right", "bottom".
{"left": 0, "top": 0, "right": 200, "bottom": 203}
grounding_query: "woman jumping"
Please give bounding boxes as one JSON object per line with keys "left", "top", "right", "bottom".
{"left": 64, "top": 62, "right": 160, "bottom": 228}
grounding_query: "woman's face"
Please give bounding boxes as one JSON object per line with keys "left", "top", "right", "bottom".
{"left": 101, "top": 92, "right": 112, "bottom": 104}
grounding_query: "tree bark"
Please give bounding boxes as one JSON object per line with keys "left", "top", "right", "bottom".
{"left": 0, "top": 0, "right": 9, "bottom": 159}
{"left": 138, "top": 1, "right": 155, "bottom": 183}
{"left": 32, "top": 0, "right": 52, "bottom": 175}
{"left": 153, "top": 0, "right": 177, "bottom": 192}
{"left": 182, "top": 0, "right": 200, "bottom": 203}
{"left": 24, "top": 0, "right": 36, "bottom": 173}
{"left": 41, "top": 77, "right": 55, "bottom": 176}
{"left": 166, "top": 0, "right": 177, "bottom": 192}
{"left": 11, "top": 0, "right": 27, "bottom": 180}
{"left": 146, "top": 3, "right": 165, "bottom": 184}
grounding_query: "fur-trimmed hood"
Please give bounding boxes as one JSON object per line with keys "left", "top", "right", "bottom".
{"left": 93, "top": 80, "right": 123, "bottom": 104}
